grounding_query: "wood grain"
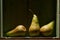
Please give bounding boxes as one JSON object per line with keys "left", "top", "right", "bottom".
{"left": 0, "top": 38, "right": 59, "bottom": 40}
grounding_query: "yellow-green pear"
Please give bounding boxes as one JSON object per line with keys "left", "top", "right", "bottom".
{"left": 40, "top": 21, "right": 54, "bottom": 36}
{"left": 6, "top": 25, "right": 26, "bottom": 37}
{"left": 29, "top": 14, "right": 40, "bottom": 36}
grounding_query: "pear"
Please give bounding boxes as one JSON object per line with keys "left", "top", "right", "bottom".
{"left": 6, "top": 25, "right": 26, "bottom": 37}
{"left": 29, "top": 14, "right": 40, "bottom": 36}
{"left": 40, "top": 21, "right": 54, "bottom": 36}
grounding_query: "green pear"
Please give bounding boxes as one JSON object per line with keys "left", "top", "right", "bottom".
{"left": 6, "top": 25, "right": 26, "bottom": 37}
{"left": 29, "top": 14, "right": 40, "bottom": 36}
{"left": 40, "top": 21, "right": 54, "bottom": 36}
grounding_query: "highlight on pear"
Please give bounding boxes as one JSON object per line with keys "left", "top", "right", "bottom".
{"left": 40, "top": 21, "right": 54, "bottom": 36}
{"left": 29, "top": 14, "right": 40, "bottom": 36}
{"left": 6, "top": 25, "right": 26, "bottom": 37}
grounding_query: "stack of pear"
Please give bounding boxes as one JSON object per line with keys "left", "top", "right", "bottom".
{"left": 40, "top": 21, "right": 54, "bottom": 36}
{"left": 6, "top": 25, "right": 26, "bottom": 37}
{"left": 29, "top": 14, "right": 40, "bottom": 36}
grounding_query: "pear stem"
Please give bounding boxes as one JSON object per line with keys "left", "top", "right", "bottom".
{"left": 29, "top": 9, "right": 39, "bottom": 14}
{"left": 29, "top": 9, "right": 34, "bottom": 14}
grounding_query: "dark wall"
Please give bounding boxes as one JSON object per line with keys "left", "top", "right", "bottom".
{"left": 3, "top": 0, "right": 33, "bottom": 36}
{"left": 0, "top": 0, "right": 1, "bottom": 36}
{"left": 29, "top": 0, "right": 56, "bottom": 26}
{"left": 3, "top": 0, "right": 56, "bottom": 36}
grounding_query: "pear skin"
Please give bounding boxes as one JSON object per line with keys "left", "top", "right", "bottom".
{"left": 29, "top": 14, "right": 40, "bottom": 36}
{"left": 40, "top": 21, "right": 54, "bottom": 36}
{"left": 6, "top": 25, "right": 26, "bottom": 37}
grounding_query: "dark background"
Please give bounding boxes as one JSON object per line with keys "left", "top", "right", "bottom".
{"left": 0, "top": 0, "right": 1, "bottom": 36}
{"left": 3, "top": 0, "right": 56, "bottom": 37}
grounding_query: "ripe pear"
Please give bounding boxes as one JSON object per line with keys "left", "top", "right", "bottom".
{"left": 6, "top": 25, "right": 26, "bottom": 37}
{"left": 40, "top": 21, "right": 54, "bottom": 36}
{"left": 29, "top": 14, "right": 40, "bottom": 36}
